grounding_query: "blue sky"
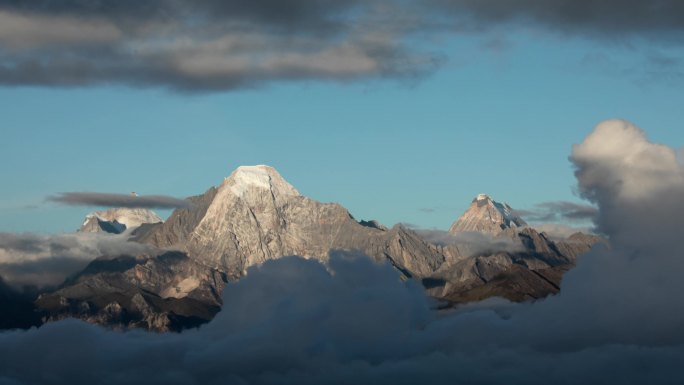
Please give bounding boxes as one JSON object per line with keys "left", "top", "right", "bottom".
{"left": 1, "top": 12, "right": 683, "bottom": 233}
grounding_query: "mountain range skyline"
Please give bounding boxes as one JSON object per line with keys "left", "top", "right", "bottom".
{"left": 4, "top": 161, "right": 599, "bottom": 238}
{"left": 3, "top": 1, "right": 684, "bottom": 234}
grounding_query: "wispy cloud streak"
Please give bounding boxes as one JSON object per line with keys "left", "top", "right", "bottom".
{"left": 47, "top": 192, "right": 189, "bottom": 209}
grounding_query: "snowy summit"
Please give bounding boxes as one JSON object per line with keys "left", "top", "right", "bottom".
{"left": 449, "top": 194, "right": 527, "bottom": 235}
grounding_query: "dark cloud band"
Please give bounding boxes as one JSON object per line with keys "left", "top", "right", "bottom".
{"left": 47, "top": 192, "right": 189, "bottom": 209}
{"left": 0, "top": 1, "right": 682, "bottom": 90}
{"left": 516, "top": 201, "right": 598, "bottom": 223}
{"left": 433, "top": 0, "right": 684, "bottom": 36}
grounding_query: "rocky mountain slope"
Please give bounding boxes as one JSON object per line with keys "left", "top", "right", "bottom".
{"left": 427, "top": 227, "right": 602, "bottom": 303}
{"left": 135, "top": 165, "right": 444, "bottom": 280}
{"left": 35, "top": 251, "right": 225, "bottom": 332}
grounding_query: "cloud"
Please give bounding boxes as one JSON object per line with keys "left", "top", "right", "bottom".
{"left": 531, "top": 223, "right": 593, "bottom": 239}
{"left": 1, "top": 118, "right": 684, "bottom": 383}
{"left": 414, "top": 228, "right": 525, "bottom": 256}
{"left": 0, "top": 232, "right": 155, "bottom": 288}
{"left": 0, "top": 10, "right": 121, "bottom": 49}
{"left": 0, "top": 2, "right": 442, "bottom": 91}
{"left": 47, "top": 192, "right": 189, "bottom": 209}
{"left": 516, "top": 201, "right": 598, "bottom": 223}
{"left": 431, "top": 0, "right": 684, "bottom": 38}
{"left": 2, "top": 1, "right": 683, "bottom": 91}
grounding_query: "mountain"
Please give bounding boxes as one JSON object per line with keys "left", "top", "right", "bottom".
{"left": 448, "top": 194, "right": 526, "bottom": 235}
{"left": 135, "top": 165, "right": 443, "bottom": 279}
{"left": 34, "top": 166, "right": 444, "bottom": 330}
{"left": 22, "top": 167, "right": 603, "bottom": 331}
{"left": 36, "top": 252, "right": 225, "bottom": 332}
{"left": 80, "top": 208, "right": 162, "bottom": 234}
{"left": 426, "top": 226, "right": 603, "bottom": 303}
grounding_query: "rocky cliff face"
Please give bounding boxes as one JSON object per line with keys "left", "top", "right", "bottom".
{"left": 449, "top": 194, "right": 527, "bottom": 235}
{"left": 80, "top": 208, "right": 162, "bottom": 234}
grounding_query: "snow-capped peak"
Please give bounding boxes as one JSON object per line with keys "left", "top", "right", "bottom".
{"left": 449, "top": 194, "right": 527, "bottom": 235}
{"left": 80, "top": 208, "right": 163, "bottom": 234}
{"left": 228, "top": 165, "right": 272, "bottom": 190}
{"left": 224, "top": 165, "right": 300, "bottom": 199}
{"left": 475, "top": 193, "right": 490, "bottom": 201}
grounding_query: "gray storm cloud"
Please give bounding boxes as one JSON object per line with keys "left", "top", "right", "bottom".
{"left": 47, "top": 192, "right": 189, "bottom": 209}
{"left": 1, "top": 118, "right": 683, "bottom": 384}
{"left": 0, "top": 1, "right": 683, "bottom": 90}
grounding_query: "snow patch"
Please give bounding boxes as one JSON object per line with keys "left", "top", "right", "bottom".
{"left": 229, "top": 165, "right": 273, "bottom": 197}
{"left": 223, "top": 165, "right": 300, "bottom": 199}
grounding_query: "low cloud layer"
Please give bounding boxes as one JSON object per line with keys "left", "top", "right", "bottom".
{"left": 1, "top": 118, "right": 682, "bottom": 383}
{"left": 1, "top": 1, "right": 683, "bottom": 90}
{"left": 0, "top": 232, "right": 155, "bottom": 289}
{"left": 47, "top": 192, "right": 189, "bottom": 209}
{"left": 531, "top": 223, "right": 593, "bottom": 239}
{"left": 414, "top": 228, "right": 525, "bottom": 256}
{"left": 517, "top": 201, "right": 598, "bottom": 223}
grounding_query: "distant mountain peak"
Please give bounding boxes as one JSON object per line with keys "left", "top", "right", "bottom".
{"left": 475, "top": 193, "right": 490, "bottom": 201}
{"left": 80, "top": 208, "right": 162, "bottom": 234}
{"left": 449, "top": 194, "right": 527, "bottom": 235}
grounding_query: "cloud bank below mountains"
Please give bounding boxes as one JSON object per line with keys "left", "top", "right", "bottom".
{"left": 0, "top": 232, "right": 155, "bottom": 289}
{"left": 1, "top": 119, "right": 683, "bottom": 383}
{"left": 1, "top": 1, "right": 683, "bottom": 90}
